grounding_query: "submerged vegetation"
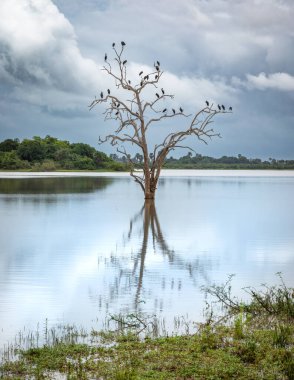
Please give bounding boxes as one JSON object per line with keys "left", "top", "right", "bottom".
{"left": 1, "top": 275, "right": 293, "bottom": 379}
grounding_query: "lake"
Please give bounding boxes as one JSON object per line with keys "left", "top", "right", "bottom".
{"left": 0, "top": 170, "right": 294, "bottom": 347}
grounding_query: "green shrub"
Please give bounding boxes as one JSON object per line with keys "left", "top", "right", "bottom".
{"left": 39, "top": 160, "right": 57, "bottom": 172}
{"left": 0, "top": 151, "right": 30, "bottom": 170}
{"left": 234, "top": 314, "right": 245, "bottom": 340}
{"left": 0, "top": 138, "right": 19, "bottom": 152}
{"left": 273, "top": 324, "right": 292, "bottom": 348}
{"left": 106, "top": 161, "right": 127, "bottom": 171}
{"left": 17, "top": 138, "right": 46, "bottom": 162}
{"left": 73, "top": 156, "right": 95, "bottom": 170}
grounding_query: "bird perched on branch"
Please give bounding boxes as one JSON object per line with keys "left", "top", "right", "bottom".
{"left": 229, "top": 106, "right": 232, "bottom": 111}
{"left": 121, "top": 41, "right": 126, "bottom": 46}
{"left": 180, "top": 107, "right": 183, "bottom": 113}
{"left": 156, "top": 93, "right": 160, "bottom": 98}
{"left": 139, "top": 71, "right": 143, "bottom": 76}
{"left": 155, "top": 75, "right": 158, "bottom": 79}
{"left": 161, "top": 88, "right": 165, "bottom": 95}
{"left": 104, "top": 53, "right": 107, "bottom": 61}
{"left": 112, "top": 42, "right": 115, "bottom": 48}
{"left": 222, "top": 105, "right": 225, "bottom": 110}
{"left": 157, "top": 60, "right": 160, "bottom": 66}
{"left": 100, "top": 92, "right": 103, "bottom": 99}
{"left": 218, "top": 104, "right": 221, "bottom": 111}
{"left": 107, "top": 89, "right": 110, "bottom": 95}
{"left": 128, "top": 80, "right": 131, "bottom": 84}
{"left": 123, "top": 60, "right": 127, "bottom": 65}
{"left": 172, "top": 109, "right": 176, "bottom": 114}
{"left": 205, "top": 100, "right": 209, "bottom": 106}
{"left": 162, "top": 108, "right": 167, "bottom": 113}
{"left": 155, "top": 66, "right": 159, "bottom": 71}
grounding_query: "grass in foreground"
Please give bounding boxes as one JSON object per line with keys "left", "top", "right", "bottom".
{"left": 1, "top": 274, "right": 294, "bottom": 379}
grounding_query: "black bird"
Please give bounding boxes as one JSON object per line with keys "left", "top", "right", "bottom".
{"left": 157, "top": 60, "right": 160, "bottom": 66}
{"left": 121, "top": 41, "right": 126, "bottom": 46}
{"left": 180, "top": 107, "right": 183, "bottom": 113}
{"left": 229, "top": 106, "right": 232, "bottom": 111}
{"left": 115, "top": 111, "right": 119, "bottom": 115}
{"left": 128, "top": 80, "right": 131, "bottom": 84}
{"left": 112, "top": 42, "right": 115, "bottom": 47}
{"left": 155, "top": 66, "right": 159, "bottom": 71}
{"left": 161, "top": 88, "right": 165, "bottom": 94}
{"left": 218, "top": 104, "right": 221, "bottom": 111}
{"left": 107, "top": 89, "right": 110, "bottom": 95}
{"left": 143, "top": 75, "right": 147, "bottom": 80}
{"left": 146, "top": 75, "right": 149, "bottom": 80}
{"left": 155, "top": 75, "right": 158, "bottom": 79}
{"left": 140, "top": 80, "right": 143, "bottom": 86}
{"left": 123, "top": 60, "right": 127, "bottom": 65}
{"left": 162, "top": 108, "right": 167, "bottom": 113}
{"left": 139, "top": 71, "right": 143, "bottom": 76}
{"left": 156, "top": 93, "right": 160, "bottom": 98}
{"left": 221, "top": 105, "right": 225, "bottom": 110}
{"left": 100, "top": 92, "right": 103, "bottom": 99}
{"left": 172, "top": 108, "right": 176, "bottom": 114}
{"left": 117, "top": 103, "right": 120, "bottom": 108}
{"left": 104, "top": 53, "right": 107, "bottom": 61}
{"left": 205, "top": 100, "right": 209, "bottom": 106}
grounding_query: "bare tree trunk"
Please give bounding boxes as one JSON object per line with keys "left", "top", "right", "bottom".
{"left": 144, "top": 174, "right": 155, "bottom": 199}
{"left": 144, "top": 167, "right": 157, "bottom": 199}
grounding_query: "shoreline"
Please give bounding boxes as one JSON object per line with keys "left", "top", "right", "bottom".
{"left": 1, "top": 169, "right": 294, "bottom": 179}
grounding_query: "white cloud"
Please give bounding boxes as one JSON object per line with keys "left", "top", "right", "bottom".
{"left": 0, "top": 0, "right": 294, "bottom": 158}
{"left": 102, "top": 60, "right": 237, "bottom": 110}
{"left": 0, "top": 0, "right": 101, "bottom": 98}
{"left": 0, "top": 0, "right": 73, "bottom": 54}
{"left": 246, "top": 72, "right": 294, "bottom": 91}
{"left": 67, "top": 0, "right": 294, "bottom": 81}
{"left": 0, "top": 0, "right": 237, "bottom": 114}
{"left": 160, "top": 72, "right": 237, "bottom": 110}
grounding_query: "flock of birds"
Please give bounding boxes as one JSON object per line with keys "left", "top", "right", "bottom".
{"left": 205, "top": 100, "right": 232, "bottom": 112}
{"left": 99, "top": 42, "right": 233, "bottom": 116}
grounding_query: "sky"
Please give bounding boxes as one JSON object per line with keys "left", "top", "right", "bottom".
{"left": 0, "top": 0, "right": 293, "bottom": 159}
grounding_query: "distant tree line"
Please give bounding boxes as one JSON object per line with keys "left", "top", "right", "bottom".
{"left": 1, "top": 137, "right": 293, "bottom": 171}
{"left": 110, "top": 152, "right": 294, "bottom": 170}
{"left": 0, "top": 136, "right": 126, "bottom": 171}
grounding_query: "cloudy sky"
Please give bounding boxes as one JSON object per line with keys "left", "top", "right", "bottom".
{"left": 0, "top": 0, "right": 293, "bottom": 159}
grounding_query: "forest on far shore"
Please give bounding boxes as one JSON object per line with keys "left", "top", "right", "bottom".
{"left": 0, "top": 136, "right": 293, "bottom": 171}
{"left": 111, "top": 151, "right": 294, "bottom": 170}
{"left": 0, "top": 136, "right": 125, "bottom": 171}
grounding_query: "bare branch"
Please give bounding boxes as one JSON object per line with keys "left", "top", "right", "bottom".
{"left": 117, "top": 146, "right": 145, "bottom": 193}
{"left": 90, "top": 43, "right": 231, "bottom": 199}
{"left": 146, "top": 110, "right": 190, "bottom": 130}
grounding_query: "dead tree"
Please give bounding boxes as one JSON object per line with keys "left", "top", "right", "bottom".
{"left": 90, "top": 42, "right": 231, "bottom": 200}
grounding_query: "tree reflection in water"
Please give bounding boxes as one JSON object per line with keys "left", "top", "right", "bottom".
{"left": 98, "top": 201, "right": 213, "bottom": 314}
{"left": 131, "top": 200, "right": 175, "bottom": 306}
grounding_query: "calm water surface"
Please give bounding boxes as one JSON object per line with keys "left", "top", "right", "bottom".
{"left": 0, "top": 171, "right": 294, "bottom": 346}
